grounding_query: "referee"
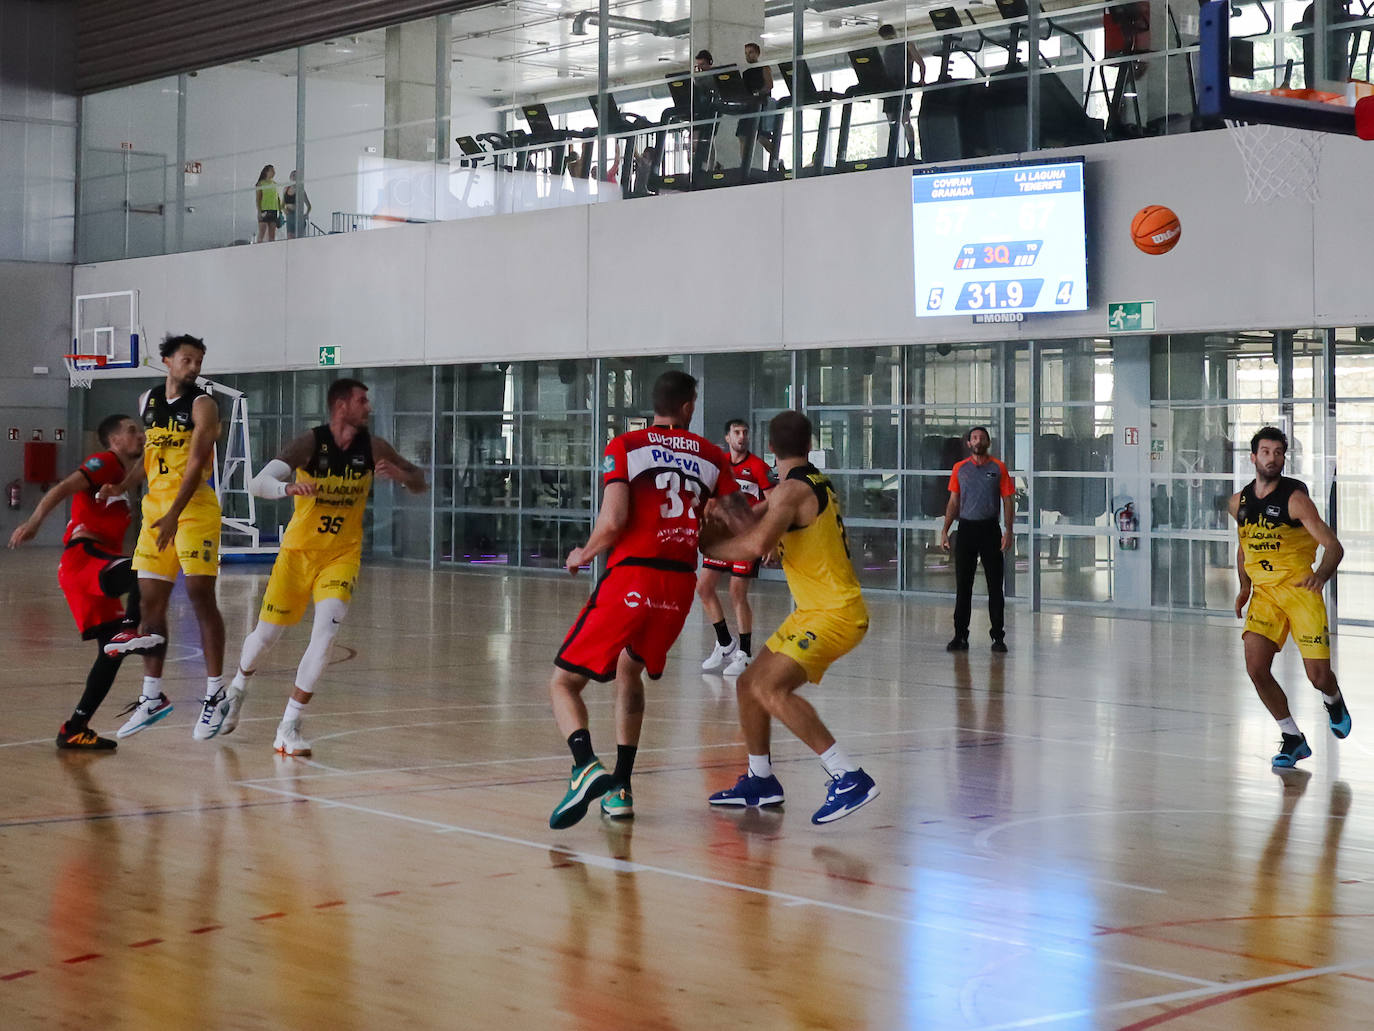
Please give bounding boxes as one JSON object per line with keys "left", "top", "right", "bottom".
{"left": 940, "top": 427, "right": 1015, "bottom": 653}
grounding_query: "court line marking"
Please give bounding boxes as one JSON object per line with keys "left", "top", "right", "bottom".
{"left": 235, "top": 778, "right": 1215, "bottom": 991}
{"left": 964, "top": 957, "right": 1374, "bottom": 1030}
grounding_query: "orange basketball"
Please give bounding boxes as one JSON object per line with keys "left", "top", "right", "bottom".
{"left": 1131, "top": 205, "right": 1181, "bottom": 255}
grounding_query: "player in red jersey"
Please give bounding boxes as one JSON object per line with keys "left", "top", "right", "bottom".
{"left": 549, "top": 370, "right": 741, "bottom": 829}
{"left": 7, "top": 414, "right": 164, "bottom": 749}
{"left": 697, "top": 418, "right": 775, "bottom": 677}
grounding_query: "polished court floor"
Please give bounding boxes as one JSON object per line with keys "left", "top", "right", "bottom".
{"left": 3, "top": 547, "right": 1374, "bottom": 1029}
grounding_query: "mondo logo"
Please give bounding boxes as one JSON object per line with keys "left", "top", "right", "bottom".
{"left": 624, "top": 592, "right": 643, "bottom": 608}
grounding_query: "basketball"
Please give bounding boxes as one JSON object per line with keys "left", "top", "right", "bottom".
{"left": 1131, "top": 205, "right": 1181, "bottom": 255}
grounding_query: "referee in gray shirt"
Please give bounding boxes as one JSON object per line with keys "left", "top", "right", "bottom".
{"left": 940, "top": 427, "right": 1015, "bottom": 653}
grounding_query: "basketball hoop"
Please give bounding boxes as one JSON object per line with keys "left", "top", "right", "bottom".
{"left": 64, "top": 354, "right": 108, "bottom": 389}
{"left": 1223, "top": 119, "right": 1325, "bottom": 205}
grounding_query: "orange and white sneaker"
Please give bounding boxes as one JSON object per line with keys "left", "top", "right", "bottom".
{"left": 273, "top": 718, "right": 311, "bottom": 757}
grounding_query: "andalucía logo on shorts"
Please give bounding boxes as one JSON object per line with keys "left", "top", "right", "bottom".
{"left": 624, "top": 591, "right": 642, "bottom": 608}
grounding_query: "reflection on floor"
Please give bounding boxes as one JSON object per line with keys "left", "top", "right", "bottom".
{"left": 3, "top": 547, "right": 1374, "bottom": 1028}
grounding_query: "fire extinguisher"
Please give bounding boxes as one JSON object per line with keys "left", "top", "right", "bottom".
{"left": 1115, "top": 500, "right": 1139, "bottom": 551}
{"left": 6, "top": 479, "right": 20, "bottom": 510}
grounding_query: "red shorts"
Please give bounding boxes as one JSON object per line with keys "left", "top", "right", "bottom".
{"left": 701, "top": 556, "right": 762, "bottom": 578}
{"left": 58, "top": 540, "right": 129, "bottom": 639}
{"left": 556, "top": 562, "right": 696, "bottom": 682}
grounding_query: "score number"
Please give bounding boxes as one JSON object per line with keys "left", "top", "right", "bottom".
{"left": 945, "top": 279, "right": 1077, "bottom": 311}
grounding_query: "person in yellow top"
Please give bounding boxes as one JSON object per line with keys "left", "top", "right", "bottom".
{"left": 702, "top": 410, "right": 878, "bottom": 824}
{"left": 1229, "top": 426, "right": 1350, "bottom": 770}
{"left": 117, "top": 333, "right": 227, "bottom": 739}
{"left": 201, "top": 378, "right": 427, "bottom": 755}
{"left": 256, "top": 164, "right": 280, "bottom": 243}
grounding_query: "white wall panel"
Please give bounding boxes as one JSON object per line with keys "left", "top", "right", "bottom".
{"left": 587, "top": 185, "right": 783, "bottom": 355}
{"left": 72, "top": 131, "right": 1374, "bottom": 374}
{"left": 424, "top": 205, "right": 589, "bottom": 363}
{"left": 284, "top": 225, "right": 426, "bottom": 368}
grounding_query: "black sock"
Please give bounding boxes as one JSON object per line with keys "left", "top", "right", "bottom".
{"left": 613, "top": 744, "right": 638, "bottom": 788}
{"left": 567, "top": 729, "right": 595, "bottom": 768}
{"left": 71, "top": 648, "right": 123, "bottom": 728}
{"left": 713, "top": 620, "right": 732, "bottom": 646}
{"left": 739, "top": 633, "right": 752, "bottom": 656}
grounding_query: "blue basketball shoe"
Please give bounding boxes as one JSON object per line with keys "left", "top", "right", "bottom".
{"left": 811, "top": 768, "right": 880, "bottom": 824}
{"left": 1326, "top": 696, "right": 1352, "bottom": 740}
{"left": 708, "top": 773, "right": 785, "bottom": 808}
{"left": 1272, "top": 733, "right": 1312, "bottom": 769}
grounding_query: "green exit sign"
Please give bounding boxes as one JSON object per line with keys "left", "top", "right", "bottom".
{"left": 318, "top": 346, "right": 341, "bottom": 367}
{"left": 1107, "top": 301, "right": 1156, "bottom": 333}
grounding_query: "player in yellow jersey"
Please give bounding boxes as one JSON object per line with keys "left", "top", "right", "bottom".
{"left": 200, "top": 378, "right": 426, "bottom": 754}
{"left": 117, "top": 334, "right": 228, "bottom": 739}
{"left": 1229, "top": 426, "right": 1350, "bottom": 770}
{"left": 702, "top": 410, "right": 879, "bottom": 824}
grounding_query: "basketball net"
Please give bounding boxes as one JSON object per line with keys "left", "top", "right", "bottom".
{"left": 64, "top": 354, "right": 107, "bottom": 389}
{"left": 1223, "top": 121, "right": 1324, "bottom": 204}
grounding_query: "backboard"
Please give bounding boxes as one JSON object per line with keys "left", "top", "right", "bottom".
{"left": 1199, "top": 0, "right": 1374, "bottom": 138}
{"left": 71, "top": 290, "right": 142, "bottom": 371}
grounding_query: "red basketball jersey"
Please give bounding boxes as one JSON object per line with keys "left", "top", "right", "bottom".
{"left": 65, "top": 450, "right": 133, "bottom": 551}
{"left": 601, "top": 426, "right": 738, "bottom": 568}
{"left": 730, "top": 452, "right": 774, "bottom": 507}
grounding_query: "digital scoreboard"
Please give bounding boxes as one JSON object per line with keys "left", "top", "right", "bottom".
{"left": 912, "top": 159, "right": 1088, "bottom": 318}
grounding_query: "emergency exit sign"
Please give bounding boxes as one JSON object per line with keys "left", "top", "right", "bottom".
{"left": 318, "top": 346, "right": 341, "bottom": 367}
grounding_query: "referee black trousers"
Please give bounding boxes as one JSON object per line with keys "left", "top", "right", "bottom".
{"left": 952, "top": 519, "right": 1005, "bottom": 642}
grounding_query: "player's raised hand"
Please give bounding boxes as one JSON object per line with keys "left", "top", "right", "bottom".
{"left": 375, "top": 459, "right": 405, "bottom": 482}
{"left": 285, "top": 481, "right": 316, "bottom": 497}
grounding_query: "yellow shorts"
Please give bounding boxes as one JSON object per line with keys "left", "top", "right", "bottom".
{"left": 1244, "top": 582, "right": 1331, "bottom": 660}
{"left": 259, "top": 546, "right": 361, "bottom": 625}
{"left": 133, "top": 498, "right": 221, "bottom": 580}
{"left": 766, "top": 602, "right": 870, "bottom": 684}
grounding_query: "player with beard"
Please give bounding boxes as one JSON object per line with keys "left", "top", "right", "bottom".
{"left": 940, "top": 426, "right": 1015, "bottom": 652}
{"left": 1230, "top": 426, "right": 1350, "bottom": 769}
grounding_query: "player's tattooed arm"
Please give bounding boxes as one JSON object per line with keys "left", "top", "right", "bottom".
{"left": 373, "top": 438, "right": 428, "bottom": 494}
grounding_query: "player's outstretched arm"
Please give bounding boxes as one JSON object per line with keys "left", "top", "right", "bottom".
{"left": 566, "top": 481, "right": 629, "bottom": 574}
{"left": 704, "top": 479, "right": 806, "bottom": 564}
{"left": 1291, "top": 489, "right": 1344, "bottom": 591}
{"left": 373, "top": 438, "right": 428, "bottom": 493}
{"left": 250, "top": 431, "right": 317, "bottom": 498}
{"left": 7, "top": 470, "right": 88, "bottom": 548}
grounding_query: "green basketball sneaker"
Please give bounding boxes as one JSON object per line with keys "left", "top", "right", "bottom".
{"left": 600, "top": 785, "right": 634, "bottom": 819}
{"left": 549, "top": 759, "right": 612, "bottom": 829}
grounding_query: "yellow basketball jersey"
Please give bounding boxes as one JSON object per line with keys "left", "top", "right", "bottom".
{"left": 280, "top": 425, "right": 374, "bottom": 552}
{"left": 1237, "top": 477, "right": 1318, "bottom": 587}
{"left": 777, "top": 464, "right": 866, "bottom": 612}
{"left": 139, "top": 384, "right": 217, "bottom": 508}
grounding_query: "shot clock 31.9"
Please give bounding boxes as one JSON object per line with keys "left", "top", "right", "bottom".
{"left": 912, "top": 159, "right": 1088, "bottom": 318}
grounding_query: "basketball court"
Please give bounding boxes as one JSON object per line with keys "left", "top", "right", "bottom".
{"left": 5, "top": 546, "right": 1374, "bottom": 1028}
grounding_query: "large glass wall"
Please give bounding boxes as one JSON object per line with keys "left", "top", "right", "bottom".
{"left": 76, "top": 331, "right": 1371, "bottom": 621}
{"left": 79, "top": 0, "right": 1273, "bottom": 260}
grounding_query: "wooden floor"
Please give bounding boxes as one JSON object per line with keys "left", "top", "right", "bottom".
{"left": 4, "top": 547, "right": 1374, "bottom": 1030}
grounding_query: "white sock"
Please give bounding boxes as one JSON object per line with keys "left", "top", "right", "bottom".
{"left": 231, "top": 667, "right": 252, "bottom": 691}
{"left": 748, "top": 753, "right": 772, "bottom": 778}
{"left": 1322, "top": 691, "right": 1341, "bottom": 706}
{"left": 283, "top": 697, "right": 308, "bottom": 723}
{"left": 820, "top": 743, "right": 858, "bottom": 777}
{"left": 142, "top": 676, "right": 162, "bottom": 701}
{"left": 205, "top": 675, "right": 224, "bottom": 700}
{"left": 1278, "top": 717, "right": 1301, "bottom": 737}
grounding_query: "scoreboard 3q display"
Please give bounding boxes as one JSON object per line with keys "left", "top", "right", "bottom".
{"left": 912, "top": 158, "right": 1088, "bottom": 318}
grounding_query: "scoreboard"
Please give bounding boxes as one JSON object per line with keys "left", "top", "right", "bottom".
{"left": 912, "top": 159, "right": 1088, "bottom": 318}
